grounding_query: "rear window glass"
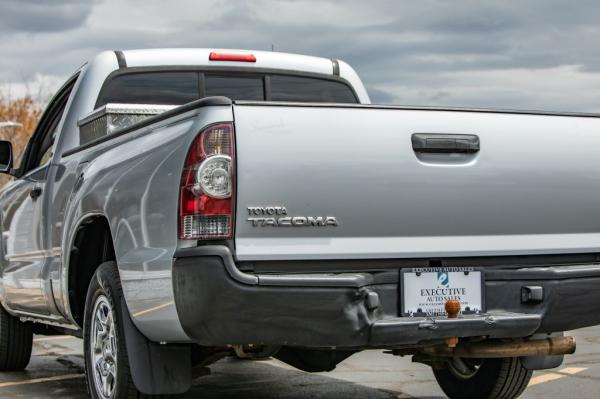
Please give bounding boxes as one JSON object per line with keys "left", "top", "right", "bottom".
{"left": 205, "top": 75, "right": 264, "bottom": 101}
{"left": 270, "top": 75, "right": 357, "bottom": 103}
{"left": 97, "top": 72, "right": 199, "bottom": 106}
{"left": 97, "top": 71, "right": 357, "bottom": 106}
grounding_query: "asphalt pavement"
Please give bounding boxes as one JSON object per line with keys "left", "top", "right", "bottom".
{"left": 1, "top": 326, "right": 598, "bottom": 398}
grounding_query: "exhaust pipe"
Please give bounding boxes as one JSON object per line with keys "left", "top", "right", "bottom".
{"left": 420, "top": 336, "right": 576, "bottom": 358}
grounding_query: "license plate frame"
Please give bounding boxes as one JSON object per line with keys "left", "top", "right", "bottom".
{"left": 400, "top": 267, "right": 485, "bottom": 317}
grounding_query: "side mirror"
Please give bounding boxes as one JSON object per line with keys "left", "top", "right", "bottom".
{"left": 0, "top": 141, "right": 13, "bottom": 174}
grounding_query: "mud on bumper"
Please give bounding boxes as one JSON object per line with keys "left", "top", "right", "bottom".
{"left": 172, "top": 246, "right": 600, "bottom": 348}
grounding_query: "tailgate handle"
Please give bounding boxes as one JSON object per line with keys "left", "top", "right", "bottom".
{"left": 412, "top": 133, "right": 480, "bottom": 153}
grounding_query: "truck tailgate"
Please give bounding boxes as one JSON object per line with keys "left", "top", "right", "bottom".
{"left": 233, "top": 104, "right": 600, "bottom": 260}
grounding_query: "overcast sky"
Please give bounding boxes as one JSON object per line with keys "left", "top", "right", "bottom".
{"left": 1, "top": 0, "right": 600, "bottom": 111}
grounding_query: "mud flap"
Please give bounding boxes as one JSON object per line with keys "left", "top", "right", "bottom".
{"left": 520, "top": 333, "right": 565, "bottom": 370}
{"left": 520, "top": 355, "right": 564, "bottom": 370}
{"left": 121, "top": 300, "right": 192, "bottom": 395}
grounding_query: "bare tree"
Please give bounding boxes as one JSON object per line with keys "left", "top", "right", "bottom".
{"left": 0, "top": 96, "right": 42, "bottom": 187}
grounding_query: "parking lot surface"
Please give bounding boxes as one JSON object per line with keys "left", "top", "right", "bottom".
{"left": 1, "top": 326, "right": 598, "bottom": 398}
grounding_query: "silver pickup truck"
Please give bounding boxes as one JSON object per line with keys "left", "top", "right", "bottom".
{"left": 0, "top": 48, "right": 597, "bottom": 399}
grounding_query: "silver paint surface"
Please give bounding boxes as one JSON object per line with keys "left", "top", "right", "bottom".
{"left": 0, "top": 172, "right": 50, "bottom": 315}
{"left": 234, "top": 105, "right": 600, "bottom": 260}
{"left": 55, "top": 106, "right": 232, "bottom": 341}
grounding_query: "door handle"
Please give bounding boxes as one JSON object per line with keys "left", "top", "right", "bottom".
{"left": 412, "top": 133, "right": 480, "bottom": 153}
{"left": 29, "top": 186, "right": 42, "bottom": 199}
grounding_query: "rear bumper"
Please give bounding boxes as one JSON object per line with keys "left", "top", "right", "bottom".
{"left": 172, "top": 246, "right": 600, "bottom": 348}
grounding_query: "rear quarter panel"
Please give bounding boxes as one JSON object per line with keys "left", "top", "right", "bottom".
{"left": 59, "top": 105, "right": 232, "bottom": 341}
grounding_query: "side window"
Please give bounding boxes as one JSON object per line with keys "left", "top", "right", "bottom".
{"left": 36, "top": 112, "right": 63, "bottom": 168}
{"left": 20, "top": 77, "right": 76, "bottom": 175}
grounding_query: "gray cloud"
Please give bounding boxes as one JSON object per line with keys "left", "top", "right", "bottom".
{"left": 1, "top": 0, "right": 600, "bottom": 111}
{"left": 367, "top": 87, "right": 396, "bottom": 104}
{"left": 0, "top": 0, "right": 94, "bottom": 34}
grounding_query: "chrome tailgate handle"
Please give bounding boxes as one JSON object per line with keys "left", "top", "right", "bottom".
{"left": 412, "top": 133, "right": 480, "bottom": 153}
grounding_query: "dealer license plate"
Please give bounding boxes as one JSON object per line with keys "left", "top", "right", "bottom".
{"left": 401, "top": 267, "right": 483, "bottom": 317}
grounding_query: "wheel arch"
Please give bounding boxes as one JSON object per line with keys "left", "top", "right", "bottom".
{"left": 63, "top": 213, "right": 116, "bottom": 327}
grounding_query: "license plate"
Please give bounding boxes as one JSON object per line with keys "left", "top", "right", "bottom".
{"left": 401, "top": 267, "right": 484, "bottom": 317}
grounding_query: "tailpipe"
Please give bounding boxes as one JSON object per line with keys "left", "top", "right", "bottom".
{"left": 420, "top": 336, "right": 576, "bottom": 358}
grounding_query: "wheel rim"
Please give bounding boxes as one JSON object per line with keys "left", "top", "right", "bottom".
{"left": 90, "top": 295, "right": 118, "bottom": 399}
{"left": 448, "top": 357, "right": 483, "bottom": 380}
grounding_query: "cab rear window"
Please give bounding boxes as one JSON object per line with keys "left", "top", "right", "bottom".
{"left": 205, "top": 75, "right": 264, "bottom": 101}
{"left": 97, "top": 72, "right": 199, "bottom": 106}
{"left": 97, "top": 71, "right": 358, "bottom": 106}
{"left": 270, "top": 75, "right": 357, "bottom": 103}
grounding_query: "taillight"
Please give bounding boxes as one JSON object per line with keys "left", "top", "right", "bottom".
{"left": 179, "top": 123, "right": 234, "bottom": 239}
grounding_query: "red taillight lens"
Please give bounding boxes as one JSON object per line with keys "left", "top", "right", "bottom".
{"left": 179, "top": 123, "right": 234, "bottom": 239}
{"left": 209, "top": 52, "right": 256, "bottom": 62}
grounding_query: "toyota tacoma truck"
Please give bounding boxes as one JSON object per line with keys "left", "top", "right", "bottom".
{"left": 0, "top": 48, "right": 596, "bottom": 399}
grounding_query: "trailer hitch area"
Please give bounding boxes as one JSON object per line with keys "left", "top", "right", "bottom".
{"left": 444, "top": 299, "right": 461, "bottom": 348}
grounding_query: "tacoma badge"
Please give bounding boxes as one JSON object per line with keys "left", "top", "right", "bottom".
{"left": 247, "top": 206, "right": 338, "bottom": 227}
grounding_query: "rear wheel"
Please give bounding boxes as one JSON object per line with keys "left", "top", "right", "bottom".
{"left": 433, "top": 357, "right": 532, "bottom": 399}
{"left": 83, "top": 262, "right": 158, "bottom": 399}
{"left": 0, "top": 306, "right": 32, "bottom": 371}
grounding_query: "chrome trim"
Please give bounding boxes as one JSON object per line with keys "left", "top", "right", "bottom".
{"left": 90, "top": 295, "right": 118, "bottom": 399}
{"left": 5, "top": 247, "right": 61, "bottom": 261}
{"left": 77, "top": 103, "right": 176, "bottom": 126}
{"left": 17, "top": 310, "right": 79, "bottom": 330}
{"left": 78, "top": 103, "right": 176, "bottom": 146}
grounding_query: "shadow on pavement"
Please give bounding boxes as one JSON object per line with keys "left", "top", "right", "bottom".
{"left": 0, "top": 355, "right": 422, "bottom": 399}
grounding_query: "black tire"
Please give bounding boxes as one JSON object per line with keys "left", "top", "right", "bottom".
{"left": 0, "top": 306, "right": 32, "bottom": 371}
{"left": 83, "top": 261, "right": 159, "bottom": 399}
{"left": 433, "top": 357, "right": 532, "bottom": 399}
